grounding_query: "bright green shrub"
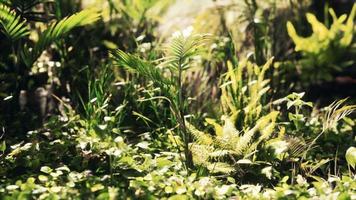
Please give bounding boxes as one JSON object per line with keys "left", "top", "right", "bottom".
{"left": 287, "top": 4, "right": 356, "bottom": 83}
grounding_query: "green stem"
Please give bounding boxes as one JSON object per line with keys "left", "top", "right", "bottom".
{"left": 177, "top": 59, "right": 193, "bottom": 171}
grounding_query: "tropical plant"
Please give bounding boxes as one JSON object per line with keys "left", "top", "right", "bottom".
{"left": 0, "top": 4, "right": 29, "bottom": 41}
{"left": 287, "top": 3, "right": 356, "bottom": 83}
{"left": 0, "top": 1, "right": 100, "bottom": 135}
{"left": 182, "top": 58, "right": 281, "bottom": 176}
{"left": 111, "top": 30, "right": 211, "bottom": 170}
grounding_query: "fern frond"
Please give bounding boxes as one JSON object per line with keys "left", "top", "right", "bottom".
{"left": 233, "top": 129, "right": 254, "bottom": 155}
{"left": 22, "top": 8, "right": 100, "bottom": 66}
{"left": 215, "top": 116, "right": 241, "bottom": 149}
{"left": 186, "top": 121, "right": 213, "bottom": 145}
{"left": 207, "top": 162, "right": 235, "bottom": 174}
{"left": 247, "top": 111, "right": 279, "bottom": 153}
{"left": 209, "top": 150, "right": 230, "bottom": 158}
{"left": 235, "top": 111, "right": 279, "bottom": 155}
{"left": 190, "top": 143, "right": 214, "bottom": 166}
{"left": 302, "top": 99, "right": 356, "bottom": 159}
{"left": 205, "top": 118, "right": 223, "bottom": 136}
{"left": 0, "top": 4, "right": 29, "bottom": 40}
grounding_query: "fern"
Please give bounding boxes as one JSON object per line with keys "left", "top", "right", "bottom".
{"left": 221, "top": 58, "right": 274, "bottom": 127}
{"left": 216, "top": 116, "right": 240, "bottom": 148}
{"left": 207, "top": 162, "right": 235, "bottom": 174}
{"left": 244, "top": 111, "right": 279, "bottom": 155}
{"left": 0, "top": 4, "right": 29, "bottom": 40}
{"left": 190, "top": 144, "right": 214, "bottom": 166}
{"left": 188, "top": 111, "right": 279, "bottom": 174}
{"left": 228, "top": 111, "right": 278, "bottom": 156}
{"left": 186, "top": 121, "right": 213, "bottom": 145}
{"left": 186, "top": 57, "right": 280, "bottom": 174}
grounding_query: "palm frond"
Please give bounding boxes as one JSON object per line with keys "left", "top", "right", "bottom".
{"left": 0, "top": 4, "right": 29, "bottom": 40}
{"left": 161, "top": 32, "right": 211, "bottom": 70}
{"left": 111, "top": 49, "right": 172, "bottom": 88}
{"left": 22, "top": 8, "right": 100, "bottom": 66}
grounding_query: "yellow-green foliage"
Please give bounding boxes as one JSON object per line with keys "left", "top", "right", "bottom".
{"left": 287, "top": 4, "right": 356, "bottom": 53}
{"left": 187, "top": 59, "right": 279, "bottom": 174}
{"left": 221, "top": 58, "right": 274, "bottom": 127}
{"left": 286, "top": 3, "right": 356, "bottom": 81}
{"left": 0, "top": 4, "right": 29, "bottom": 40}
{"left": 187, "top": 111, "right": 278, "bottom": 174}
{"left": 83, "top": 0, "right": 172, "bottom": 23}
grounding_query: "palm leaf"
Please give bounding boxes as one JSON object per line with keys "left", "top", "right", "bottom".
{"left": 21, "top": 8, "right": 100, "bottom": 66}
{"left": 111, "top": 49, "right": 172, "bottom": 88}
{"left": 161, "top": 32, "right": 211, "bottom": 70}
{"left": 0, "top": 4, "right": 29, "bottom": 40}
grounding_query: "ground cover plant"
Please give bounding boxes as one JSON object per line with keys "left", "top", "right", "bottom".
{"left": 0, "top": 0, "right": 356, "bottom": 199}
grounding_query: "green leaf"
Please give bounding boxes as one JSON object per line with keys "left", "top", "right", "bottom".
{"left": 40, "top": 166, "right": 53, "bottom": 174}
{"left": 162, "top": 32, "right": 211, "bottom": 71}
{"left": 0, "top": 4, "right": 29, "bottom": 40}
{"left": 165, "top": 186, "right": 173, "bottom": 193}
{"left": 91, "top": 184, "right": 105, "bottom": 192}
{"left": 168, "top": 195, "right": 189, "bottom": 200}
{"left": 345, "top": 147, "right": 356, "bottom": 169}
{"left": 174, "top": 186, "right": 187, "bottom": 194}
{"left": 236, "top": 159, "right": 252, "bottom": 164}
{"left": 0, "top": 140, "right": 6, "bottom": 152}
{"left": 111, "top": 49, "right": 171, "bottom": 88}
{"left": 22, "top": 8, "right": 100, "bottom": 66}
{"left": 156, "top": 157, "right": 173, "bottom": 168}
{"left": 38, "top": 175, "right": 48, "bottom": 182}
{"left": 136, "top": 141, "right": 149, "bottom": 149}
{"left": 261, "top": 166, "right": 273, "bottom": 179}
